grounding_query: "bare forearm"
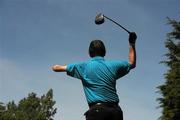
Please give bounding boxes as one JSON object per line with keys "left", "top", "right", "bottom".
{"left": 129, "top": 44, "right": 136, "bottom": 69}
{"left": 52, "top": 65, "right": 67, "bottom": 72}
{"left": 128, "top": 32, "right": 137, "bottom": 69}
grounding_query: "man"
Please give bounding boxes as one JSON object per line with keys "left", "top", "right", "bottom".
{"left": 52, "top": 32, "right": 137, "bottom": 120}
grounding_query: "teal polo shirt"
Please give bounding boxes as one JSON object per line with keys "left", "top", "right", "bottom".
{"left": 66, "top": 56, "right": 131, "bottom": 104}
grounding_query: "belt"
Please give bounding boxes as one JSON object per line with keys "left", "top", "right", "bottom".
{"left": 88, "top": 102, "right": 119, "bottom": 108}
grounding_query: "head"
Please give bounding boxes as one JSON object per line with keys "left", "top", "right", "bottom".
{"left": 89, "top": 40, "right": 106, "bottom": 58}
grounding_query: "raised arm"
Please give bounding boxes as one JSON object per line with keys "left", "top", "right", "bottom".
{"left": 52, "top": 64, "right": 67, "bottom": 72}
{"left": 128, "top": 32, "right": 137, "bottom": 69}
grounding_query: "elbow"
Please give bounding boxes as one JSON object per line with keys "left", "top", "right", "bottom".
{"left": 130, "top": 63, "right": 136, "bottom": 69}
{"left": 131, "top": 64, "right": 136, "bottom": 69}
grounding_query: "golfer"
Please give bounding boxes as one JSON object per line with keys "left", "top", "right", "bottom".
{"left": 52, "top": 32, "right": 137, "bottom": 120}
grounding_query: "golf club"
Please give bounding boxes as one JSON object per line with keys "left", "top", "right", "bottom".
{"left": 95, "top": 13, "right": 131, "bottom": 34}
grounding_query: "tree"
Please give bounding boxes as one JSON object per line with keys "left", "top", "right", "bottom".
{"left": 157, "top": 18, "right": 180, "bottom": 120}
{"left": 0, "top": 89, "right": 57, "bottom": 120}
{"left": 0, "top": 102, "right": 6, "bottom": 118}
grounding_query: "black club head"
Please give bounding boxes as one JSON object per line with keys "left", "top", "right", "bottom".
{"left": 95, "top": 13, "right": 105, "bottom": 25}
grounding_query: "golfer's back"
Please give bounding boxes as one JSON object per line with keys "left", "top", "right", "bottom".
{"left": 66, "top": 56, "right": 131, "bottom": 104}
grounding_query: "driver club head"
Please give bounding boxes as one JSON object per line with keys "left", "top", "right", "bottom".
{"left": 95, "top": 13, "right": 105, "bottom": 25}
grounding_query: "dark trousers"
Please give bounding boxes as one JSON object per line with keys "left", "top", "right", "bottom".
{"left": 84, "top": 104, "right": 123, "bottom": 120}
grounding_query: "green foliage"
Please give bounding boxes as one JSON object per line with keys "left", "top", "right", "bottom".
{"left": 157, "top": 18, "right": 180, "bottom": 120}
{"left": 0, "top": 89, "right": 57, "bottom": 120}
{"left": 0, "top": 102, "right": 6, "bottom": 118}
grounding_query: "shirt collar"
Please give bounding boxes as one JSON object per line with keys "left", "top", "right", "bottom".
{"left": 91, "top": 56, "right": 105, "bottom": 61}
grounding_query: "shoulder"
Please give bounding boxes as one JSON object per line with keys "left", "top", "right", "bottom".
{"left": 105, "top": 60, "right": 131, "bottom": 69}
{"left": 105, "top": 60, "right": 129, "bottom": 65}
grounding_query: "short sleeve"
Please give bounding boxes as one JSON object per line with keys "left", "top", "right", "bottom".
{"left": 66, "top": 62, "right": 85, "bottom": 79}
{"left": 110, "top": 61, "right": 131, "bottom": 79}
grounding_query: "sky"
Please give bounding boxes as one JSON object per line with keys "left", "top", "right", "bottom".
{"left": 0, "top": 0, "right": 180, "bottom": 120}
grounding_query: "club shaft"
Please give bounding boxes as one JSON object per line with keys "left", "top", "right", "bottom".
{"left": 103, "top": 15, "right": 131, "bottom": 34}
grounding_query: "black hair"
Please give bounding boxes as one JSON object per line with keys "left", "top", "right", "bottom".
{"left": 89, "top": 40, "right": 106, "bottom": 57}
